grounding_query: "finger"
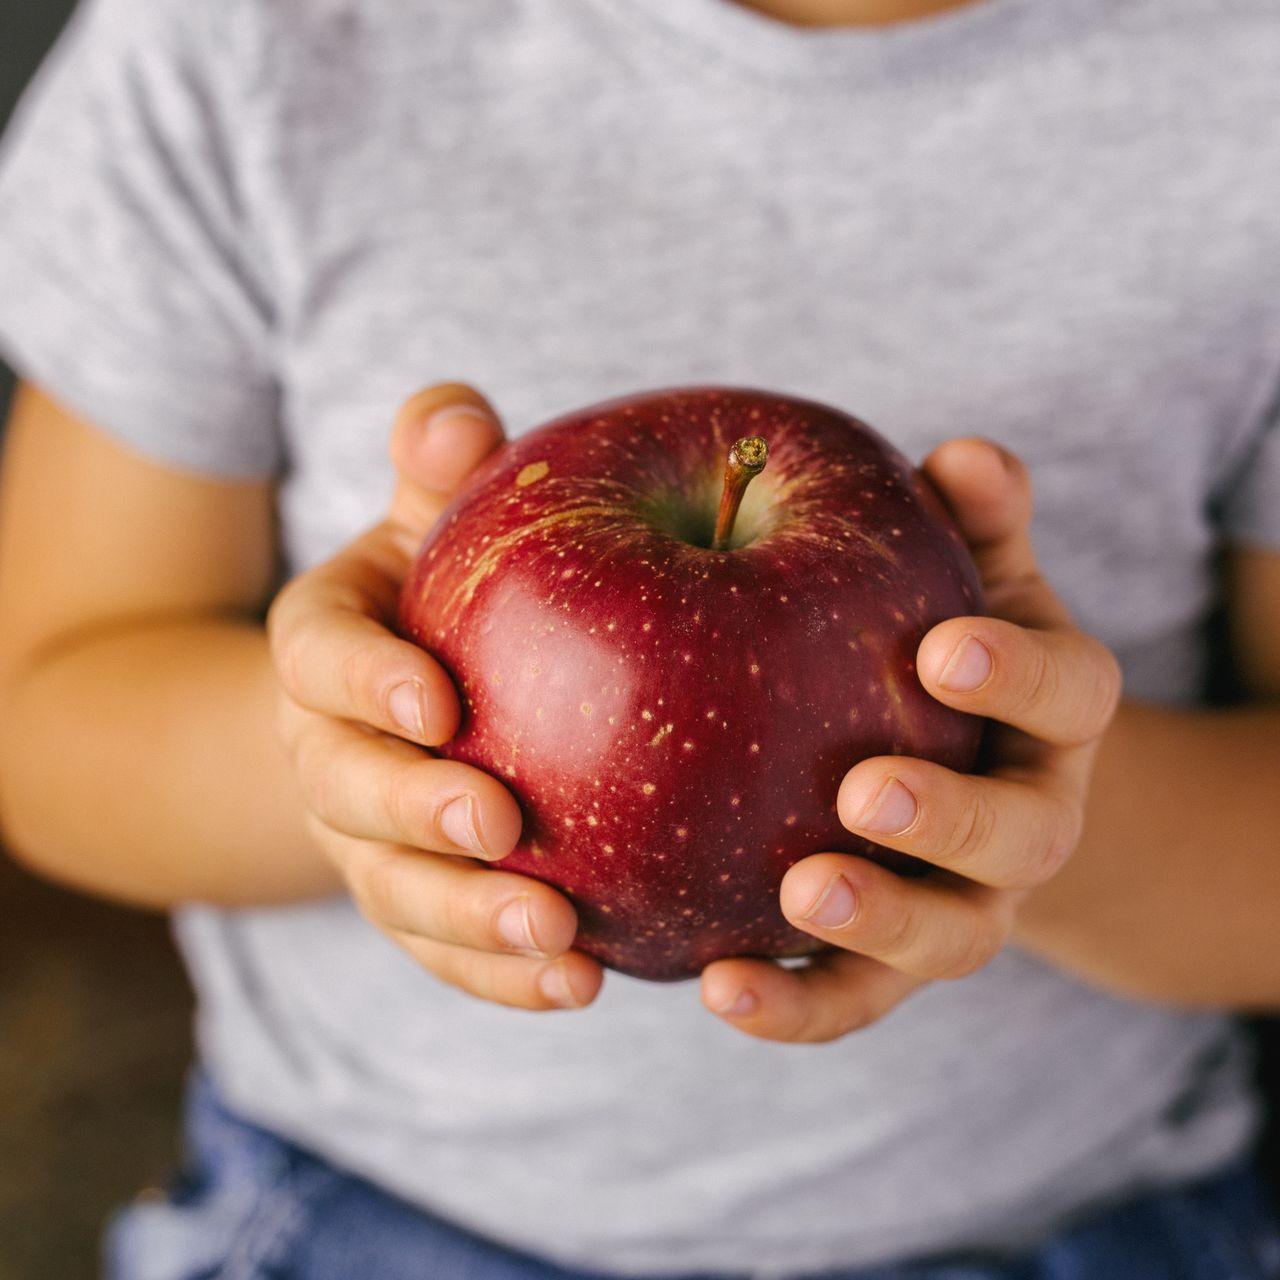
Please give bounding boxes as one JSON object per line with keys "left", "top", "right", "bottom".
{"left": 269, "top": 385, "right": 503, "bottom": 740}
{"left": 269, "top": 563, "right": 461, "bottom": 746}
{"left": 917, "top": 616, "right": 1122, "bottom": 747}
{"left": 393, "top": 931, "right": 604, "bottom": 1011}
{"left": 701, "top": 950, "right": 922, "bottom": 1044}
{"left": 387, "top": 383, "right": 505, "bottom": 551}
{"left": 835, "top": 756, "right": 1081, "bottom": 889}
{"left": 921, "top": 439, "right": 1032, "bottom": 582}
{"left": 777, "top": 853, "right": 1016, "bottom": 980}
{"left": 291, "top": 708, "right": 521, "bottom": 860}
{"left": 320, "top": 832, "right": 578, "bottom": 958}
{"left": 921, "top": 439, "right": 1072, "bottom": 629}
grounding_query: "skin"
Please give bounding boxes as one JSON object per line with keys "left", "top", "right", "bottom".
{"left": 737, "top": 0, "right": 979, "bottom": 25}
{"left": 2, "top": 377, "right": 1278, "bottom": 1044}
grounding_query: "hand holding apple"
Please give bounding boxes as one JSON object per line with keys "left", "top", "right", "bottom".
{"left": 699, "top": 440, "right": 1123, "bottom": 1042}
{"left": 267, "top": 383, "right": 604, "bottom": 1012}
{"left": 399, "top": 388, "right": 986, "bottom": 979}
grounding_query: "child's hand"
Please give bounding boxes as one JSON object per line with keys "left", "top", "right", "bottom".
{"left": 701, "top": 441, "right": 1122, "bottom": 1042}
{"left": 267, "top": 384, "right": 604, "bottom": 1011}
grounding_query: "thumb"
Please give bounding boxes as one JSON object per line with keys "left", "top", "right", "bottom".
{"left": 386, "top": 382, "right": 506, "bottom": 553}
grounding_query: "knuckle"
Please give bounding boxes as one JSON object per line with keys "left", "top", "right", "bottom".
{"left": 1004, "top": 797, "right": 1081, "bottom": 890}
{"left": 338, "top": 638, "right": 387, "bottom": 719}
{"left": 383, "top": 758, "right": 428, "bottom": 845}
{"left": 876, "top": 897, "right": 923, "bottom": 964}
{"left": 1089, "top": 643, "right": 1124, "bottom": 734}
{"left": 1018, "top": 642, "right": 1059, "bottom": 717}
{"left": 1018, "top": 793, "right": 1080, "bottom": 885}
{"left": 264, "top": 578, "right": 298, "bottom": 648}
{"left": 942, "top": 790, "right": 998, "bottom": 868}
{"left": 293, "top": 734, "right": 341, "bottom": 824}
{"left": 502, "top": 989, "right": 552, "bottom": 1013}
{"left": 266, "top": 584, "right": 312, "bottom": 693}
{"left": 947, "top": 912, "right": 1006, "bottom": 979}
{"left": 449, "top": 957, "right": 540, "bottom": 1010}
{"left": 441, "top": 881, "right": 494, "bottom": 950}
{"left": 398, "top": 933, "right": 471, "bottom": 989}
{"left": 303, "top": 810, "right": 345, "bottom": 866}
{"left": 791, "top": 1005, "right": 842, "bottom": 1044}
{"left": 1040, "top": 797, "right": 1084, "bottom": 882}
{"left": 270, "top": 628, "right": 308, "bottom": 704}
{"left": 797, "top": 996, "right": 874, "bottom": 1043}
{"left": 410, "top": 952, "right": 454, "bottom": 988}
{"left": 830, "top": 1003, "right": 874, "bottom": 1041}
{"left": 799, "top": 1025, "right": 844, "bottom": 1045}
{"left": 355, "top": 848, "right": 412, "bottom": 927}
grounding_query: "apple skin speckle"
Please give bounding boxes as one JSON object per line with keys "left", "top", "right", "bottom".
{"left": 397, "top": 386, "right": 984, "bottom": 981}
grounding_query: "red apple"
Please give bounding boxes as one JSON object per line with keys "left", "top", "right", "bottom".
{"left": 398, "top": 388, "right": 983, "bottom": 981}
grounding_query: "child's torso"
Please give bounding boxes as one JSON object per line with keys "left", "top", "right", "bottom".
{"left": 186, "top": 0, "right": 1277, "bottom": 1272}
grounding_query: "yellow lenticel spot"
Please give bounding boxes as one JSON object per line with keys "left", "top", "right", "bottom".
{"left": 516, "top": 461, "right": 550, "bottom": 487}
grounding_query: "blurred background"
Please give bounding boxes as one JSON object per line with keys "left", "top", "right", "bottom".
{"left": 0, "top": 4, "right": 1277, "bottom": 1279}
{"left": 1, "top": 7, "right": 193, "bottom": 1279}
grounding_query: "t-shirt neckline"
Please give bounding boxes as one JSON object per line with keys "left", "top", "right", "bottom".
{"left": 605, "top": 0, "right": 1078, "bottom": 86}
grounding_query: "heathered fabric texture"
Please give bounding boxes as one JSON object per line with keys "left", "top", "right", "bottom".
{"left": 1, "top": 0, "right": 1278, "bottom": 1274}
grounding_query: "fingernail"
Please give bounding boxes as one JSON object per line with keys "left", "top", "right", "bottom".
{"left": 856, "top": 777, "right": 918, "bottom": 836}
{"left": 938, "top": 634, "right": 993, "bottom": 692}
{"left": 388, "top": 680, "right": 426, "bottom": 739}
{"left": 713, "top": 988, "right": 758, "bottom": 1017}
{"left": 496, "top": 897, "right": 540, "bottom": 953}
{"left": 440, "top": 795, "right": 487, "bottom": 855}
{"left": 802, "top": 874, "right": 858, "bottom": 929}
{"left": 538, "top": 962, "right": 580, "bottom": 1008}
{"left": 422, "top": 406, "right": 496, "bottom": 449}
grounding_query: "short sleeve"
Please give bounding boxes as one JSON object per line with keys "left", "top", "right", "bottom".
{"left": 0, "top": 0, "right": 282, "bottom": 478}
{"left": 1216, "top": 394, "right": 1280, "bottom": 551}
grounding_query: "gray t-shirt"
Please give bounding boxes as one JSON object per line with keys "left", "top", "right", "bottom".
{"left": 2, "top": 0, "right": 1278, "bottom": 1273}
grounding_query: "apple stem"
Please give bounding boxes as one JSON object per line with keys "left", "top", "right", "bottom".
{"left": 711, "top": 436, "right": 769, "bottom": 551}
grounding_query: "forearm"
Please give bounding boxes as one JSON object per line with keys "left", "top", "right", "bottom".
{"left": 0, "top": 617, "right": 340, "bottom": 908}
{"left": 1015, "top": 699, "right": 1280, "bottom": 1008}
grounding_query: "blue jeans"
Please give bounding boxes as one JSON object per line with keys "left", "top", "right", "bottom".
{"left": 106, "top": 1072, "right": 1280, "bottom": 1280}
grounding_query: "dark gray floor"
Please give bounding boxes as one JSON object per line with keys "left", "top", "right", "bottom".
{"left": 0, "top": 857, "right": 192, "bottom": 1280}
